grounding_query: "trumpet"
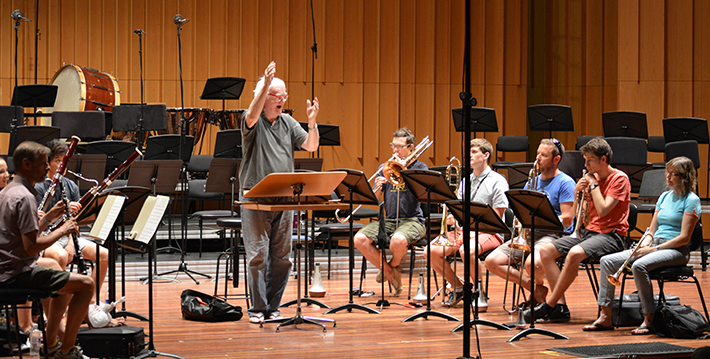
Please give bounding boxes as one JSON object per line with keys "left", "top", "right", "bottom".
{"left": 607, "top": 228, "right": 652, "bottom": 286}
{"left": 335, "top": 136, "right": 433, "bottom": 223}
{"left": 571, "top": 169, "right": 590, "bottom": 239}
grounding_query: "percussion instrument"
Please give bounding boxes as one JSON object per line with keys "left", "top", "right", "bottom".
{"left": 165, "top": 107, "right": 213, "bottom": 137}
{"left": 48, "top": 64, "right": 120, "bottom": 113}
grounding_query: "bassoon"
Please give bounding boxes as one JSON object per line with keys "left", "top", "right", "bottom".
{"left": 38, "top": 136, "right": 80, "bottom": 212}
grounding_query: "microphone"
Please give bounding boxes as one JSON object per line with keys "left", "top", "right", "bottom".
{"left": 11, "top": 9, "right": 31, "bottom": 22}
{"left": 173, "top": 14, "right": 189, "bottom": 26}
{"left": 134, "top": 29, "right": 146, "bottom": 35}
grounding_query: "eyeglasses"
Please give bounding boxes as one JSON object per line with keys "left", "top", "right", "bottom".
{"left": 389, "top": 142, "right": 409, "bottom": 150}
{"left": 666, "top": 171, "right": 681, "bottom": 177}
{"left": 268, "top": 93, "right": 289, "bottom": 101}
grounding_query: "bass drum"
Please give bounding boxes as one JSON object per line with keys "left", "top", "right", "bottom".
{"left": 48, "top": 64, "right": 121, "bottom": 113}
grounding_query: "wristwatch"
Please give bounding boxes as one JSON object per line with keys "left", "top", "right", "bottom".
{"left": 308, "top": 124, "right": 318, "bottom": 131}
{"left": 589, "top": 183, "right": 599, "bottom": 191}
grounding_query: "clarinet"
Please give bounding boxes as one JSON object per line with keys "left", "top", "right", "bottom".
{"left": 61, "top": 186, "right": 87, "bottom": 275}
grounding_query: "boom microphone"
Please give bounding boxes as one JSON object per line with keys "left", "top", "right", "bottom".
{"left": 173, "top": 14, "right": 189, "bottom": 26}
{"left": 11, "top": 9, "right": 31, "bottom": 22}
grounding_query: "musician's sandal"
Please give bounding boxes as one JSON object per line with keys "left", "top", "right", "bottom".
{"left": 631, "top": 325, "right": 653, "bottom": 335}
{"left": 269, "top": 311, "right": 283, "bottom": 320}
{"left": 249, "top": 313, "right": 265, "bottom": 324}
{"left": 582, "top": 322, "right": 614, "bottom": 331}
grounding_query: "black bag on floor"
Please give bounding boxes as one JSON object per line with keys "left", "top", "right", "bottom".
{"left": 77, "top": 326, "right": 146, "bottom": 358}
{"left": 653, "top": 302, "right": 710, "bottom": 339}
{"left": 181, "top": 289, "right": 243, "bottom": 322}
{"left": 612, "top": 292, "right": 680, "bottom": 327}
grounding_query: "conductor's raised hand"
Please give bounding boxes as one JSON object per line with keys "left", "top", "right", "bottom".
{"left": 306, "top": 97, "right": 319, "bottom": 123}
{"left": 264, "top": 61, "right": 276, "bottom": 84}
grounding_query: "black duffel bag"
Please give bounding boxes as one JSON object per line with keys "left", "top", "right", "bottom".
{"left": 180, "top": 289, "right": 243, "bottom": 322}
{"left": 653, "top": 302, "right": 709, "bottom": 339}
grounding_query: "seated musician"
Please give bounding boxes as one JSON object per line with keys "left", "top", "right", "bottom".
{"left": 484, "top": 139, "right": 575, "bottom": 320}
{"left": 354, "top": 127, "right": 427, "bottom": 297}
{"left": 584, "top": 156, "right": 700, "bottom": 333}
{"left": 0, "top": 157, "right": 9, "bottom": 189}
{"left": 524, "top": 137, "right": 630, "bottom": 322}
{"left": 35, "top": 140, "right": 115, "bottom": 321}
{"left": 0, "top": 141, "right": 94, "bottom": 359}
{"left": 425, "top": 138, "right": 508, "bottom": 310}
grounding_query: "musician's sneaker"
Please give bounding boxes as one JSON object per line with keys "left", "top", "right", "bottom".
{"left": 523, "top": 302, "right": 554, "bottom": 323}
{"left": 54, "top": 345, "right": 89, "bottom": 359}
{"left": 539, "top": 304, "right": 571, "bottom": 323}
{"left": 442, "top": 288, "right": 464, "bottom": 307}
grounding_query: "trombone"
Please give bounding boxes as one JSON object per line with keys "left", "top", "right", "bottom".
{"left": 335, "top": 136, "right": 433, "bottom": 223}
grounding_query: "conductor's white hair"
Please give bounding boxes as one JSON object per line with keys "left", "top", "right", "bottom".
{"left": 254, "top": 76, "right": 286, "bottom": 95}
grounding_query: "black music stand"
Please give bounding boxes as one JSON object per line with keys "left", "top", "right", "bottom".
{"left": 0, "top": 106, "right": 24, "bottom": 155}
{"left": 8, "top": 126, "right": 61, "bottom": 155}
{"left": 528, "top": 104, "right": 574, "bottom": 138}
{"left": 399, "top": 169, "right": 460, "bottom": 323}
{"left": 504, "top": 189, "right": 568, "bottom": 342}
{"left": 127, "top": 160, "right": 189, "bottom": 284}
{"left": 51, "top": 111, "right": 106, "bottom": 141}
{"left": 214, "top": 129, "right": 242, "bottom": 158}
{"left": 298, "top": 122, "right": 341, "bottom": 147}
{"left": 452, "top": 107, "right": 498, "bottom": 138}
{"left": 144, "top": 134, "right": 195, "bottom": 163}
{"left": 602, "top": 111, "right": 648, "bottom": 139}
{"left": 130, "top": 195, "right": 183, "bottom": 359}
{"left": 11, "top": 84, "right": 58, "bottom": 122}
{"left": 324, "top": 169, "right": 381, "bottom": 315}
{"left": 200, "top": 77, "right": 246, "bottom": 114}
{"left": 244, "top": 171, "right": 347, "bottom": 332}
{"left": 86, "top": 140, "right": 137, "bottom": 179}
{"left": 66, "top": 154, "right": 107, "bottom": 194}
{"left": 294, "top": 158, "right": 323, "bottom": 171}
{"left": 663, "top": 117, "right": 710, "bottom": 196}
{"left": 447, "top": 201, "right": 512, "bottom": 332}
{"left": 102, "top": 186, "right": 151, "bottom": 321}
{"left": 113, "top": 104, "right": 168, "bottom": 148}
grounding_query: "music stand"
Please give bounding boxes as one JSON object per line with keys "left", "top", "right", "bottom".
{"left": 452, "top": 107, "right": 498, "bottom": 138}
{"left": 0, "top": 105, "right": 24, "bottom": 132}
{"left": 504, "top": 189, "right": 569, "bottom": 342}
{"left": 298, "top": 122, "right": 341, "bottom": 147}
{"left": 51, "top": 111, "right": 106, "bottom": 142}
{"left": 214, "top": 129, "right": 242, "bottom": 158}
{"left": 446, "top": 201, "right": 512, "bottom": 332}
{"left": 144, "top": 134, "right": 195, "bottom": 163}
{"left": 528, "top": 104, "right": 574, "bottom": 138}
{"left": 11, "top": 84, "right": 58, "bottom": 121}
{"left": 86, "top": 140, "right": 137, "bottom": 179}
{"left": 200, "top": 77, "right": 246, "bottom": 114}
{"left": 662, "top": 117, "right": 710, "bottom": 196}
{"left": 101, "top": 186, "right": 151, "bottom": 322}
{"left": 294, "top": 158, "right": 323, "bottom": 171}
{"left": 602, "top": 111, "right": 648, "bottom": 139}
{"left": 66, "top": 154, "right": 108, "bottom": 194}
{"left": 8, "top": 126, "right": 61, "bottom": 155}
{"left": 324, "top": 169, "right": 381, "bottom": 315}
{"left": 113, "top": 104, "right": 168, "bottom": 148}
{"left": 244, "top": 171, "right": 348, "bottom": 332}
{"left": 399, "top": 169, "right": 460, "bottom": 323}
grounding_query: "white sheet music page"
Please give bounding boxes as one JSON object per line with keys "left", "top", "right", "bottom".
{"left": 89, "top": 195, "right": 127, "bottom": 241}
{"left": 131, "top": 195, "right": 170, "bottom": 245}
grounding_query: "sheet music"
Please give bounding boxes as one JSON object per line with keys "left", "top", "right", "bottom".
{"left": 88, "top": 195, "right": 126, "bottom": 241}
{"left": 129, "top": 195, "right": 170, "bottom": 244}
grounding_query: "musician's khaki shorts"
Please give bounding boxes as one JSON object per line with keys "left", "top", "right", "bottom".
{"left": 357, "top": 218, "right": 426, "bottom": 245}
{"left": 495, "top": 235, "right": 555, "bottom": 264}
{"left": 0, "top": 266, "right": 70, "bottom": 295}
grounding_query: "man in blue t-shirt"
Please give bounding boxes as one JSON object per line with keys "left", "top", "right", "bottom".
{"left": 485, "top": 139, "right": 575, "bottom": 321}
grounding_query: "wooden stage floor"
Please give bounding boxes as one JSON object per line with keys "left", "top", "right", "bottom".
{"left": 3, "top": 255, "right": 708, "bottom": 358}
{"left": 57, "top": 255, "right": 709, "bottom": 359}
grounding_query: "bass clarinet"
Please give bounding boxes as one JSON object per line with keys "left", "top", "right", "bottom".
{"left": 61, "top": 184, "right": 87, "bottom": 275}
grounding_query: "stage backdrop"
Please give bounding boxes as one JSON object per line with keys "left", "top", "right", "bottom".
{"left": 1, "top": 0, "right": 709, "bottom": 196}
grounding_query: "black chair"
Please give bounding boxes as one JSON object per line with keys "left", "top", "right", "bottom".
{"left": 648, "top": 135, "right": 666, "bottom": 169}
{"left": 605, "top": 137, "right": 652, "bottom": 193}
{"left": 558, "top": 150, "right": 586, "bottom": 180}
{"left": 665, "top": 140, "right": 701, "bottom": 170}
{"left": 614, "top": 221, "right": 710, "bottom": 327}
{"left": 491, "top": 136, "right": 529, "bottom": 172}
{"left": 0, "top": 288, "right": 51, "bottom": 359}
{"left": 584, "top": 203, "right": 638, "bottom": 299}
{"left": 575, "top": 136, "right": 595, "bottom": 150}
{"left": 633, "top": 169, "right": 667, "bottom": 216}
{"left": 214, "top": 217, "right": 249, "bottom": 307}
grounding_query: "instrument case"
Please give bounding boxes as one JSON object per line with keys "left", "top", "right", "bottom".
{"left": 612, "top": 292, "right": 680, "bottom": 327}
{"left": 77, "top": 326, "right": 146, "bottom": 358}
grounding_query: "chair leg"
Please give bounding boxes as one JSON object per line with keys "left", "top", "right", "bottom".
{"left": 198, "top": 217, "right": 203, "bottom": 258}
{"left": 692, "top": 276, "right": 710, "bottom": 322}
{"left": 358, "top": 257, "right": 367, "bottom": 291}
{"left": 327, "top": 233, "right": 332, "bottom": 280}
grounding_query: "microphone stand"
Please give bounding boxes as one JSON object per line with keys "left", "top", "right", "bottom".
{"left": 135, "top": 29, "right": 146, "bottom": 149}
{"left": 10, "top": 16, "right": 22, "bottom": 153}
{"left": 34, "top": 1, "right": 39, "bottom": 84}
{"left": 309, "top": 0, "right": 319, "bottom": 159}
